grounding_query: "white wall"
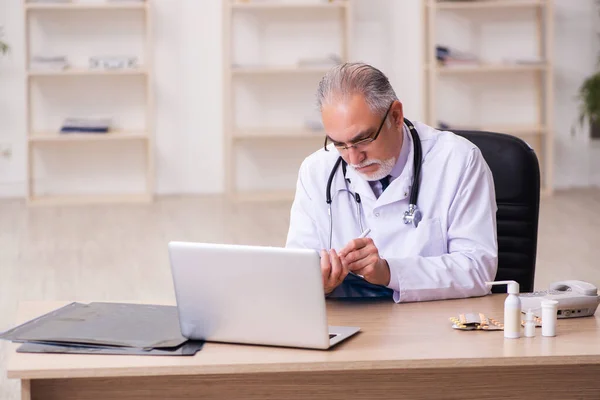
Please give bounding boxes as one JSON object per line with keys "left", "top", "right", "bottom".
{"left": 0, "top": 0, "right": 597, "bottom": 198}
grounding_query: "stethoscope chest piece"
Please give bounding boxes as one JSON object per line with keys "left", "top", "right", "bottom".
{"left": 403, "top": 204, "right": 422, "bottom": 228}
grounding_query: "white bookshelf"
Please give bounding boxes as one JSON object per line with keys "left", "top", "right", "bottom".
{"left": 231, "top": 65, "right": 333, "bottom": 75}
{"left": 223, "top": 0, "right": 352, "bottom": 202}
{"left": 233, "top": 128, "right": 325, "bottom": 141}
{"left": 433, "top": 0, "right": 544, "bottom": 10}
{"left": 431, "top": 63, "right": 547, "bottom": 74}
{"left": 424, "top": 0, "right": 554, "bottom": 195}
{"left": 231, "top": 1, "right": 348, "bottom": 9}
{"left": 24, "top": 0, "right": 154, "bottom": 206}
{"left": 25, "top": 1, "right": 147, "bottom": 10}
{"left": 28, "top": 131, "right": 148, "bottom": 143}
{"left": 27, "top": 68, "right": 149, "bottom": 77}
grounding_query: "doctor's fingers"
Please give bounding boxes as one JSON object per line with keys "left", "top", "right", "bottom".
{"left": 339, "top": 237, "right": 373, "bottom": 257}
{"left": 320, "top": 250, "right": 333, "bottom": 286}
{"left": 341, "top": 243, "right": 378, "bottom": 265}
{"left": 328, "top": 250, "right": 347, "bottom": 283}
{"left": 347, "top": 254, "right": 379, "bottom": 274}
{"left": 320, "top": 249, "right": 342, "bottom": 277}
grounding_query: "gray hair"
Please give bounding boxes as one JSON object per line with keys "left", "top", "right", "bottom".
{"left": 316, "top": 62, "right": 398, "bottom": 116}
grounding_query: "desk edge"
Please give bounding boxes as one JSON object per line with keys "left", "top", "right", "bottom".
{"left": 7, "top": 355, "right": 600, "bottom": 380}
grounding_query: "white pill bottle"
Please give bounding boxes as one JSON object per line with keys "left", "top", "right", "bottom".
{"left": 541, "top": 299, "right": 559, "bottom": 337}
{"left": 486, "top": 280, "right": 521, "bottom": 339}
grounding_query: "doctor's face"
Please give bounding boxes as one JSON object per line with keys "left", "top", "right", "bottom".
{"left": 322, "top": 95, "right": 404, "bottom": 181}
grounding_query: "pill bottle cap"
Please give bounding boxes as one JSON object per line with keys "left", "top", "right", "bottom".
{"left": 485, "top": 280, "right": 520, "bottom": 294}
{"left": 526, "top": 308, "right": 534, "bottom": 321}
{"left": 541, "top": 299, "right": 558, "bottom": 308}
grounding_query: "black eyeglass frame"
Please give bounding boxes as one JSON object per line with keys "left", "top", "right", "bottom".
{"left": 323, "top": 102, "right": 394, "bottom": 152}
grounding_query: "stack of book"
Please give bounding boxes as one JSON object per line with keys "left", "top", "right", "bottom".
{"left": 60, "top": 117, "right": 112, "bottom": 134}
{"left": 30, "top": 55, "right": 69, "bottom": 71}
{"left": 436, "top": 45, "right": 479, "bottom": 67}
{"left": 89, "top": 55, "right": 139, "bottom": 70}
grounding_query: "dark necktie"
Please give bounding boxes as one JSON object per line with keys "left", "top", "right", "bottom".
{"left": 379, "top": 175, "right": 391, "bottom": 192}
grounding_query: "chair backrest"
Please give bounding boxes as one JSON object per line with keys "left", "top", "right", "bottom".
{"left": 450, "top": 130, "right": 541, "bottom": 293}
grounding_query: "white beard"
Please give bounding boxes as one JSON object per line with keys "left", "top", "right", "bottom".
{"left": 349, "top": 157, "right": 396, "bottom": 181}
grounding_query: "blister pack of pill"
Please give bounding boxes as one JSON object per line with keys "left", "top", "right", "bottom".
{"left": 449, "top": 312, "right": 542, "bottom": 331}
{"left": 449, "top": 313, "right": 503, "bottom": 331}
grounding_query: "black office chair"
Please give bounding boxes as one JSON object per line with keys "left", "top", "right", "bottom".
{"left": 450, "top": 130, "right": 541, "bottom": 293}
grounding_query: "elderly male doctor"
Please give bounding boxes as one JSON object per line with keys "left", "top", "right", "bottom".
{"left": 285, "top": 63, "right": 498, "bottom": 302}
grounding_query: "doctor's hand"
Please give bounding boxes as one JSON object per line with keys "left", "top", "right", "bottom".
{"left": 320, "top": 249, "right": 348, "bottom": 295}
{"left": 339, "top": 238, "right": 390, "bottom": 287}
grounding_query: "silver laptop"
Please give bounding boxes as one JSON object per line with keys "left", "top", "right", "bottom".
{"left": 168, "top": 241, "right": 360, "bottom": 350}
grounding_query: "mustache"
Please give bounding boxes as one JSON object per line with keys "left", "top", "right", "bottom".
{"left": 350, "top": 160, "right": 382, "bottom": 169}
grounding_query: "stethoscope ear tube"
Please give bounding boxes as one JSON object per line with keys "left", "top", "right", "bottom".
{"left": 326, "top": 156, "right": 344, "bottom": 205}
{"left": 326, "top": 157, "right": 343, "bottom": 250}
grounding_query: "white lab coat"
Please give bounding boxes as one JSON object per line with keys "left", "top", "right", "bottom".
{"left": 285, "top": 120, "right": 498, "bottom": 303}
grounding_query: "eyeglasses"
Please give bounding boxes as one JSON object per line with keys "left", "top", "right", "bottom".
{"left": 324, "top": 102, "right": 393, "bottom": 152}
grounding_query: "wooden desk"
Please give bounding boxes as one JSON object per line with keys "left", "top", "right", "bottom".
{"left": 7, "top": 295, "right": 600, "bottom": 400}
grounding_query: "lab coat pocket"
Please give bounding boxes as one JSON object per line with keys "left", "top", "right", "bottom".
{"left": 409, "top": 217, "right": 446, "bottom": 257}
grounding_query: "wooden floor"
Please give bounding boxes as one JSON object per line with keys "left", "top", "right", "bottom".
{"left": 1, "top": 189, "right": 599, "bottom": 399}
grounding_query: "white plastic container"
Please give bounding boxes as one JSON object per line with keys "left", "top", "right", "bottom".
{"left": 486, "top": 280, "right": 521, "bottom": 339}
{"left": 541, "top": 299, "right": 558, "bottom": 337}
{"left": 524, "top": 308, "right": 536, "bottom": 338}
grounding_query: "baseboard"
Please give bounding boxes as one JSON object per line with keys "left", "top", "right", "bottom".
{"left": 0, "top": 183, "right": 226, "bottom": 200}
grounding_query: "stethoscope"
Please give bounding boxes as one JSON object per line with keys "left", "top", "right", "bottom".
{"left": 325, "top": 118, "right": 423, "bottom": 250}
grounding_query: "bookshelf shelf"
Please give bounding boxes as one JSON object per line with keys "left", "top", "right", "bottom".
{"left": 25, "top": 2, "right": 148, "bottom": 11}
{"left": 231, "top": 1, "right": 348, "bottom": 10}
{"left": 29, "top": 131, "right": 148, "bottom": 143}
{"left": 27, "top": 68, "right": 148, "bottom": 77}
{"left": 231, "top": 65, "right": 334, "bottom": 76}
{"left": 433, "top": 0, "right": 544, "bottom": 10}
{"left": 233, "top": 128, "right": 325, "bottom": 140}
{"left": 431, "top": 63, "right": 547, "bottom": 74}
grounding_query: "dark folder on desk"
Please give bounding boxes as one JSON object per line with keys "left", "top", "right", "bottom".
{"left": 16, "top": 340, "right": 205, "bottom": 356}
{"left": 0, "top": 302, "right": 204, "bottom": 356}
